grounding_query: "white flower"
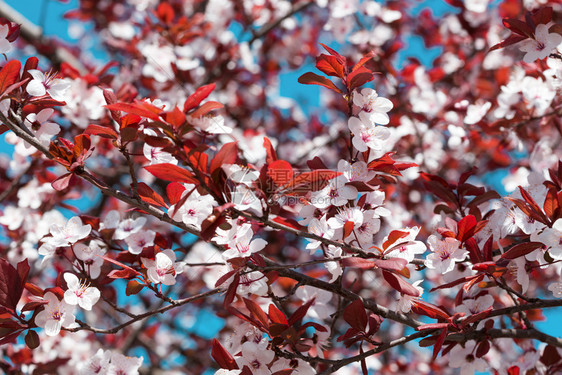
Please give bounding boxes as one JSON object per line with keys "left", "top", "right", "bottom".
{"left": 396, "top": 280, "right": 423, "bottom": 313}
{"left": 295, "top": 285, "right": 335, "bottom": 320}
{"left": 508, "top": 257, "right": 529, "bottom": 293}
{"left": 348, "top": 117, "right": 390, "bottom": 153}
{"left": 26, "top": 69, "right": 71, "bottom": 101}
{"left": 79, "top": 348, "right": 111, "bottom": 375}
{"left": 169, "top": 189, "right": 216, "bottom": 230}
{"left": 188, "top": 114, "right": 232, "bottom": 134}
{"left": 310, "top": 176, "right": 357, "bottom": 209}
{"left": 353, "top": 209, "right": 381, "bottom": 246}
{"left": 222, "top": 229, "right": 267, "bottom": 260}
{"left": 338, "top": 160, "right": 376, "bottom": 183}
{"left": 306, "top": 216, "right": 335, "bottom": 253}
{"left": 425, "top": 235, "right": 467, "bottom": 274}
{"left": 457, "top": 295, "right": 494, "bottom": 316}
{"left": 518, "top": 24, "right": 562, "bottom": 63}
{"left": 448, "top": 341, "right": 488, "bottom": 375}
{"left": 143, "top": 143, "right": 178, "bottom": 165}
{"left": 548, "top": 282, "right": 562, "bottom": 298}
{"left": 237, "top": 270, "right": 268, "bottom": 296}
{"left": 327, "top": 206, "right": 364, "bottom": 230}
{"left": 325, "top": 245, "right": 343, "bottom": 282}
{"left": 23, "top": 109, "right": 61, "bottom": 148}
{"left": 214, "top": 370, "right": 241, "bottom": 375}
{"left": 231, "top": 184, "right": 263, "bottom": 215}
{"left": 124, "top": 230, "right": 155, "bottom": 255}
{"left": 34, "top": 292, "right": 75, "bottom": 336}
{"left": 532, "top": 219, "right": 562, "bottom": 260}
{"left": 141, "top": 249, "right": 183, "bottom": 285}
{"left": 74, "top": 241, "right": 106, "bottom": 279}
{"left": 114, "top": 217, "right": 147, "bottom": 240}
{"left": 236, "top": 339, "right": 275, "bottom": 375}
{"left": 107, "top": 352, "right": 143, "bottom": 375}
{"left": 353, "top": 88, "right": 393, "bottom": 125}
{"left": 464, "top": 101, "right": 491, "bottom": 125}
{"left": 384, "top": 226, "right": 427, "bottom": 262}
{"left": 63, "top": 273, "right": 100, "bottom": 310}
{"left": 0, "top": 24, "right": 13, "bottom": 54}
{"left": 48, "top": 216, "right": 92, "bottom": 247}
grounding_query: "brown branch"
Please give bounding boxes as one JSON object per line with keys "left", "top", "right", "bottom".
{"left": 65, "top": 288, "right": 221, "bottom": 334}
{"left": 249, "top": 1, "right": 314, "bottom": 45}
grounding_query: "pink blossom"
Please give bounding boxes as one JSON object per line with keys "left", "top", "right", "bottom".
{"left": 34, "top": 292, "right": 76, "bottom": 336}
{"left": 518, "top": 24, "right": 562, "bottom": 63}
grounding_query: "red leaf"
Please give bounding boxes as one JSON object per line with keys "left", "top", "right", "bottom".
{"left": 500, "top": 242, "right": 544, "bottom": 260}
{"left": 543, "top": 188, "right": 559, "bottom": 220}
{"left": 347, "top": 66, "right": 374, "bottom": 91}
{"left": 189, "top": 101, "right": 224, "bottom": 118}
{"left": 0, "top": 258, "right": 23, "bottom": 310}
{"left": 263, "top": 137, "right": 277, "bottom": 164}
{"left": 145, "top": 163, "right": 199, "bottom": 184}
{"left": 288, "top": 299, "right": 314, "bottom": 326}
{"left": 382, "top": 230, "right": 410, "bottom": 250}
{"left": 102, "top": 255, "right": 141, "bottom": 276}
{"left": 243, "top": 298, "right": 269, "bottom": 330}
{"left": 343, "top": 221, "right": 354, "bottom": 239}
{"left": 298, "top": 72, "right": 343, "bottom": 94}
{"left": 166, "top": 182, "right": 186, "bottom": 205}
{"left": 519, "top": 186, "right": 548, "bottom": 223}
{"left": 374, "top": 258, "right": 408, "bottom": 272}
{"left": 267, "top": 160, "right": 293, "bottom": 187}
{"left": 137, "top": 182, "right": 168, "bottom": 208}
{"left": 105, "top": 102, "right": 161, "bottom": 121}
{"left": 502, "top": 18, "right": 534, "bottom": 38}
{"left": 343, "top": 299, "right": 367, "bottom": 331}
{"left": 341, "top": 257, "right": 376, "bottom": 269}
{"left": 211, "top": 339, "right": 239, "bottom": 370}
{"left": 352, "top": 51, "right": 375, "bottom": 72}
{"left": 382, "top": 270, "right": 420, "bottom": 297}
{"left": 184, "top": 83, "right": 216, "bottom": 112}
{"left": 457, "top": 215, "right": 477, "bottom": 243}
{"left": 163, "top": 106, "right": 186, "bottom": 129}
{"left": 320, "top": 43, "right": 346, "bottom": 65}
{"left": 210, "top": 142, "right": 238, "bottom": 175}
{"left": 51, "top": 173, "right": 73, "bottom": 192}
{"left": 432, "top": 328, "right": 448, "bottom": 361}
{"left": 85, "top": 124, "right": 118, "bottom": 139}
{"left": 316, "top": 54, "right": 345, "bottom": 78}
{"left": 0, "top": 60, "right": 21, "bottom": 96}
{"left": 268, "top": 304, "right": 288, "bottom": 325}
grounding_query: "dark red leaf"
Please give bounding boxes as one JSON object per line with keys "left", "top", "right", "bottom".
{"left": 502, "top": 18, "right": 534, "bottom": 38}
{"left": 25, "top": 330, "right": 40, "bottom": 349}
{"left": 243, "top": 298, "right": 269, "bottom": 330}
{"left": 0, "top": 258, "right": 23, "bottom": 310}
{"left": 288, "top": 299, "right": 314, "bottom": 326}
{"left": 320, "top": 43, "right": 346, "bottom": 65}
{"left": 0, "top": 60, "right": 21, "bottom": 96}
{"left": 105, "top": 102, "right": 161, "bottom": 121}
{"left": 267, "top": 160, "right": 293, "bottom": 187}
{"left": 343, "top": 299, "right": 367, "bottom": 331}
{"left": 137, "top": 182, "right": 168, "bottom": 208}
{"left": 85, "top": 124, "right": 118, "bottom": 139}
{"left": 210, "top": 142, "right": 238, "bottom": 175}
{"left": 184, "top": 83, "right": 216, "bottom": 112}
{"left": 457, "top": 215, "right": 477, "bottom": 243}
{"left": 374, "top": 258, "right": 408, "bottom": 272}
{"left": 347, "top": 66, "right": 374, "bottom": 91}
{"left": 263, "top": 137, "right": 277, "bottom": 164}
{"left": 145, "top": 163, "right": 199, "bottom": 184}
{"left": 382, "top": 270, "right": 420, "bottom": 297}
{"left": 189, "top": 101, "right": 223, "bottom": 118}
{"left": 211, "top": 339, "right": 239, "bottom": 370}
{"left": 341, "top": 257, "right": 375, "bottom": 269}
{"left": 500, "top": 242, "right": 544, "bottom": 260}
{"left": 316, "top": 54, "right": 345, "bottom": 78}
{"left": 432, "top": 328, "right": 448, "bottom": 361}
{"left": 411, "top": 300, "right": 450, "bottom": 320}
{"left": 382, "top": 230, "right": 410, "bottom": 250}
{"left": 268, "top": 304, "right": 288, "bottom": 325}
{"left": 166, "top": 182, "right": 186, "bottom": 205}
{"left": 298, "top": 72, "right": 343, "bottom": 94}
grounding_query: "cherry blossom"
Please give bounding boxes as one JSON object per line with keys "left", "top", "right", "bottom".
{"left": 63, "top": 273, "right": 101, "bottom": 310}
{"left": 306, "top": 216, "right": 335, "bottom": 253}
{"left": 425, "top": 235, "right": 468, "bottom": 274}
{"left": 124, "top": 230, "right": 155, "bottom": 254}
{"left": 141, "top": 249, "right": 184, "bottom": 285}
{"left": 23, "top": 109, "right": 60, "bottom": 149}
{"left": 309, "top": 176, "right": 357, "bottom": 209}
{"left": 107, "top": 352, "right": 143, "bottom": 375}
{"left": 79, "top": 348, "right": 111, "bottom": 375}
{"left": 296, "top": 285, "right": 335, "bottom": 320}
{"left": 396, "top": 280, "right": 423, "bottom": 313}
{"left": 235, "top": 339, "right": 275, "bottom": 375}
{"left": 26, "top": 69, "right": 71, "bottom": 101}
{"left": 34, "top": 292, "right": 76, "bottom": 336}
{"left": 448, "top": 341, "right": 488, "bottom": 375}
{"left": 47, "top": 216, "right": 92, "bottom": 248}
{"left": 73, "top": 241, "right": 106, "bottom": 279}
{"left": 347, "top": 117, "right": 391, "bottom": 153}
{"left": 531, "top": 219, "right": 562, "bottom": 260}
{"left": 0, "top": 24, "right": 13, "bottom": 54}
{"left": 383, "top": 226, "right": 427, "bottom": 262}
{"left": 113, "top": 217, "right": 147, "bottom": 240}
{"left": 518, "top": 24, "right": 562, "bottom": 63}
{"left": 353, "top": 88, "right": 393, "bottom": 125}
{"left": 222, "top": 229, "right": 267, "bottom": 260}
